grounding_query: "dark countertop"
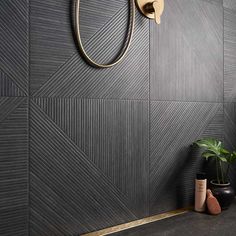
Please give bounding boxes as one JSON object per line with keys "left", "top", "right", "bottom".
{"left": 110, "top": 200, "right": 236, "bottom": 236}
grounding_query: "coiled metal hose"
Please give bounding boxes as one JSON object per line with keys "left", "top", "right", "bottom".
{"left": 74, "top": 0, "right": 135, "bottom": 68}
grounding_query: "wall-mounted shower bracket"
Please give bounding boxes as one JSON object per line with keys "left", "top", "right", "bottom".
{"left": 136, "top": 0, "right": 164, "bottom": 24}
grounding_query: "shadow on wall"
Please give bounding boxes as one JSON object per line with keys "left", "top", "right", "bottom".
{"left": 177, "top": 145, "right": 219, "bottom": 208}
{"left": 176, "top": 145, "right": 205, "bottom": 208}
{"left": 150, "top": 145, "right": 206, "bottom": 214}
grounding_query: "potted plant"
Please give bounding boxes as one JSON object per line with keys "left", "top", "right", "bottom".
{"left": 194, "top": 138, "right": 236, "bottom": 209}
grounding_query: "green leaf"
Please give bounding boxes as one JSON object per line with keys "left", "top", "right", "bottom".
{"left": 194, "top": 138, "right": 223, "bottom": 156}
{"left": 220, "top": 148, "right": 230, "bottom": 154}
{"left": 202, "top": 152, "right": 216, "bottom": 160}
{"left": 229, "top": 153, "right": 236, "bottom": 163}
{"left": 218, "top": 157, "right": 228, "bottom": 162}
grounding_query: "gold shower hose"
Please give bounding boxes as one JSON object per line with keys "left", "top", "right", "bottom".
{"left": 75, "top": 0, "right": 135, "bottom": 68}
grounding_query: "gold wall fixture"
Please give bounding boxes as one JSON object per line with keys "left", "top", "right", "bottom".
{"left": 136, "top": 0, "right": 164, "bottom": 24}
{"left": 74, "top": 0, "right": 164, "bottom": 68}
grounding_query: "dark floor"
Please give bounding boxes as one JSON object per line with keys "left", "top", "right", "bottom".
{"left": 110, "top": 200, "right": 236, "bottom": 236}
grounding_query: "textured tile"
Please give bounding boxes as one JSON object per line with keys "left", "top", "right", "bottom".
{"left": 0, "top": 0, "right": 28, "bottom": 96}
{"left": 30, "top": 98, "right": 149, "bottom": 235}
{"left": 224, "top": 8, "right": 236, "bottom": 102}
{"left": 224, "top": 0, "right": 236, "bottom": 10}
{"left": 0, "top": 0, "right": 230, "bottom": 235}
{"left": 150, "top": 102, "right": 223, "bottom": 215}
{"left": 0, "top": 97, "right": 28, "bottom": 236}
{"left": 224, "top": 103, "right": 236, "bottom": 150}
{"left": 206, "top": 0, "right": 223, "bottom": 4}
{"left": 150, "top": 0, "right": 223, "bottom": 102}
{"left": 30, "top": 0, "right": 149, "bottom": 99}
{"left": 30, "top": 0, "right": 127, "bottom": 93}
{"left": 0, "top": 70, "right": 25, "bottom": 97}
{"left": 224, "top": 103, "right": 236, "bottom": 190}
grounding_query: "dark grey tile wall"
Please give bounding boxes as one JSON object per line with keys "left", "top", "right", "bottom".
{"left": 149, "top": 0, "right": 224, "bottom": 216}
{"left": 0, "top": 0, "right": 29, "bottom": 235}
{"left": 224, "top": 0, "right": 236, "bottom": 10}
{"left": 150, "top": 102, "right": 223, "bottom": 215}
{"left": 30, "top": 0, "right": 149, "bottom": 100}
{"left": 224, "top": 7, "right": 236, "bottom": 102}
{"left": 0, "top": 0, "right": 235, "bottom": 235}
{"left": 224, "top": 0, "right": 236, "bottom": 190}
{"left": 33, "top": 98, "right": 149, "bottom": 218}
{"left": 29, "top": 0, "right": 149, "bottom": 234}
{"left": 150, "top": 0, "right": 223, "bottom": 102}
{"left": 0, "top": 98, "right": 28, "bottom": 236}
{"left": 30, "top": 98, "right": 148, "bottom": 235}
{"left": 0, "top": 1, "right": 29, "bottom": 96}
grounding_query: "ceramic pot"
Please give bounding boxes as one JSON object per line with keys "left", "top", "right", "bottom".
{"left": 210, "top": 180, "right": 235, "bottom": 210}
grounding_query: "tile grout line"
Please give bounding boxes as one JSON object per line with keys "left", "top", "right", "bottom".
{"left": 223, "top": 0, "right": 225, "bottom": 145}
{"left": 27, "top": 0, "right": 31, "bottom": 235}
{"left": 148, "top": 18, "right": 151, "bottom": 218}
{"left": 29, "top": 96, "right": 224, "bottom": 104}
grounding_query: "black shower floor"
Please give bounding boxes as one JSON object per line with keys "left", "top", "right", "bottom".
{"left": 110, "top": 200, "right": 236, "bottom": 236}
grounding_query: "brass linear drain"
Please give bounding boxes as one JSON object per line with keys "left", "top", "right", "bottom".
{"left": 81, "top": 207, "right": 191, "bottom": 236}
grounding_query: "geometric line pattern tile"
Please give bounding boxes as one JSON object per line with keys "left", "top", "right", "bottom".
{"left": 30, "top": 100, "right": 145, "bottom": 235}
{"left": 224, "top": 103, "right": 236, "bottom": 150}
{"left": 202, "top": 104, "right": 224, "bottom": 139}
{"left": 0, "top": 0, "right": 28, "bottom": 95}
{"left": 224, "top": 0, "right": 236, "bottom": 10}
{"left": 224, "top": 0, "right": 236, "bottom": 192}
{"left": 150, "top": 101, "right": 223, "bottom": 215}
{"left": 224, "top": 103, "right": 236, "bottom": 190}
{"left": 0, "top": 70, "right": 25, "bottom": 97}
{"left": 30, "top": 0, "right": 127, "bottom": 94}
{"left": 151, "top": 0, "right": 223, "bottom": 102}
{"left": 0, "top": 97, "right": 28, "bottom": 236}
{"left": 1, "top": 0, "right": 232, "bottom": 235}
{"left": 211, "top": 0, "right": 223, "bottom": 4}
{"left": 31, "top": 3, "right": 149, "bottom": 100}
{"left": 224, "top": 8, "right": 236, "bottom": 102}
{"left": 0, "top": 97, "right": 27, "bottom": 123}
{"left": 33, "top": 98, "right": 149, "bottom": 218}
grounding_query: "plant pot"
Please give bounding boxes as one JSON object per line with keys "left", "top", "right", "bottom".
{"left": 210, "top": 180, "right": 235, "bottom": 210}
